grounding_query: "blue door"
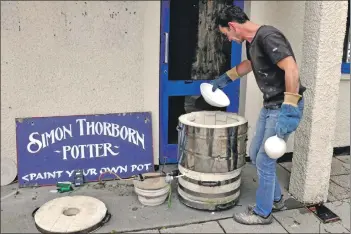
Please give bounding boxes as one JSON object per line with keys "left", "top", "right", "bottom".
{"left": 159, "top": 0, "right": 244, "bottom": 164}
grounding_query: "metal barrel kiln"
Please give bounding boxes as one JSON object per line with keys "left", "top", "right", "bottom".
{"left": 176, "top": 111, "right": 248, "bottom": 211}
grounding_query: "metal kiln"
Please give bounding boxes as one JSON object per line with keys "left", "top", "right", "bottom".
{"left": 176, "top": 111, "right": 248, "bottom": 211}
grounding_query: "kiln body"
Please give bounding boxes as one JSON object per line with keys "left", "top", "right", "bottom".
{"left": 177, "top": 111, "right": 248, "bottom": 211}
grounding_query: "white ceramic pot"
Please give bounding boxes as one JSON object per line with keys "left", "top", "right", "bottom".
{"left": 132, "top": 172, "right": 170, "bottom": 206}
{"left": 134, "top": 186, "right": 170, "bottom": 206}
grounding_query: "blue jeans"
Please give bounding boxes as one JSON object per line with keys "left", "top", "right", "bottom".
{"left": 249, "top": 98, "right": 304, "bottom": 217}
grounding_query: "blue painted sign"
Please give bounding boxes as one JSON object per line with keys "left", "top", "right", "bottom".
{"left": 15, "top": 112, "right": 154, "bottom": 187}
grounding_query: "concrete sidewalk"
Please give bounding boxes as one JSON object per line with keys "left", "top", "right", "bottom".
{"left": 1, "top": 155, "right": 350, "bottom": 233}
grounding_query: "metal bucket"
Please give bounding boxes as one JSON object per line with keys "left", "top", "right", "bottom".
{"left": 176, "top": 111, "right": 248, "bottom": 211}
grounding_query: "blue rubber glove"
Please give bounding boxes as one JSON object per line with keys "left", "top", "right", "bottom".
{"left": 210, "top": 73, "right": 232, "bottom": 92}
{"left": 275, "top": 103, "right": 302, "bottom": 139}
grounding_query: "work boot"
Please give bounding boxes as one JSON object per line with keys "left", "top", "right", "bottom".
{"left": 272, "top": 195, "right": 286, "bottom": 211}
{"left": 233, "top": 207, "right": 273, "bottom": 225}
{"left": 248, "top": 196, "right": 286, "bottom": 212}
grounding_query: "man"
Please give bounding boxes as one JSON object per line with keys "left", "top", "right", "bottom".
{"left": 211, "top": 6, "right": 306, "bottom": 225}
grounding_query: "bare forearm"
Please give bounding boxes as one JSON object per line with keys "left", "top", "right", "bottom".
{"left": 236, "top": 60, "right": 252, "bottom": 77}
{"left": 284, "top": 66, "right": 299, "bottom": 93}
{"left": 226, "top": 60, "right": 252, "bottom": 81}
{"left": 279, "top": 58, "right": 301, "bottom": 106}
{"left": 277, "top": 56, "right": 300, "bottom": 94}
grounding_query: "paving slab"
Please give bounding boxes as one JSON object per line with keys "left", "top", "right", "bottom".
{"left": 279, "top": 161, "right": 292, "bottom": 173}
{"left": 1, "top": 164, "right": 259, "bottom": 233}
{"left": 273, "top": 208, "right": 349, "bottom": 233}
{"left": 1, "top": 183, "right": 20, "bottom": 202}
{"left": 327, "top": 192, "right": 339, "bottom": 202}
{"left": 1, "top": 163, "right": 347, "bottom": 234}
{"left": 324, "top": 200, "right": 350, "bottom": 231}
{"left": 329, "top": 180, "right": 350, "bottom": 201}
{"left": 279, "top": 161, "right": 348, "bottom": 202}
{"left": 242, "top": 162, "right": 303, "bottom": 210}
{"left": 276, "top": 164, "right": 291, "bottom": 190}
{"left": 331, "top": 157, "right": 350, "bottom": 175}
{"left": 159, "top": 221, "right": 224, "bottom": 233}
{"left": 280, "top": 157, "right": 350, "bottom": 176}
{"left": 0, "top": 184, "right": 75, "bottom": 233}
{"left": 276, "top": 164, "right": 305, "bottom": 210}
{"left": 1, "top": 181, "right": 18, "bottom": 195}
{"left": 319, "top": 222, "right": 350, "bottom": 233}
{"left": 336, "top": 155, "right": 350, "bottom": 165}
{"left": 330, "top": 175, "right": 350, "bottom": 191}
{"left": 219, "top": 218, "right": 288, "bottom": 233}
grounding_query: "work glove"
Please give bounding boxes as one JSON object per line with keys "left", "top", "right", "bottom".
{"left": 275, "top": 92, "right": 302, "bottom": 139}
{"left": 210, "top": 67, "right": 240, "bottom": 92}
{"left": 210, "top": 73, "right": 233, "bottom": 92}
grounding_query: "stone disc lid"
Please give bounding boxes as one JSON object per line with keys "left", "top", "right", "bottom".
{"left": 1, "top": 157, "right": 17, "bottom": 186}
{"left": 34, "top": 196, "right": 108, "bottom": 233}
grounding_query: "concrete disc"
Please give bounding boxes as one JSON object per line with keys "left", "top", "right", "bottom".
{"left": 1, "top": 158, "right": 17, "bottom": 186}
{"left": 133, "top": 172, "right": 168, "bottom": 190}
{"left": 34, "top": 196, "right": 107, "bottom": 233}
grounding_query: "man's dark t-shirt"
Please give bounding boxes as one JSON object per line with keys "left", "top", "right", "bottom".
{"left": 246, "top": 25, "right": 306, "bottom": 109}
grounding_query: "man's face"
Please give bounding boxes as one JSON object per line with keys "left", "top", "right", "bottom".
{"left": 219, "top": 23, "right": 244, "bottom": 44}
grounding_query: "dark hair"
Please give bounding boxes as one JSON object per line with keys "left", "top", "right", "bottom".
{"left": 216, "top": 5, "right": 249, "bottom": 27}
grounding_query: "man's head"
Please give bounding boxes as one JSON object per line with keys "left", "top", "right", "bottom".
{"left": 216, "top": 6, "right": 250, "bottom": 43}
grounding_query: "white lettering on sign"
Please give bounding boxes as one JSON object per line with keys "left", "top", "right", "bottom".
{"left": 75, "top": 119, "right": 145, "bottom": 149}
{"left": 100, "top": 166, "right": 128, "bottom": 174}
{"left": 21, "top": 164, "right": 152, "bottom": 182}
{"left": 131, "top": 163, "right": 152, "bottom": 172}
{"left": 61, "top": 143, "right": 119, "bottom": 160}
{"left": 27, "top": 125, "right": 73, "bottom": 153}
{"left": 25, "top": 118, "right": 146, "bottom": 158}
{"left": 65, "top": 168, "right": 98, "bottom": 177}
{"left": 22, "top": 171, "right": 64, "bottom": 181}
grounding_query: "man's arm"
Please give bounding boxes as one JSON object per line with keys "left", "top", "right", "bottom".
{"left": 262, "top": 33, "right": 301, "bottom": 107}
{"left": 277, "top": 56, "right": 301, "bottom": 106}
{"left": 226, "top": 60, "right": 253, "bottom": 81}
{"left": 210, "top": 60, "right": 252, "bottom": 91}
{"left": 277, "top": 56, "right": 299, "bottom": 93}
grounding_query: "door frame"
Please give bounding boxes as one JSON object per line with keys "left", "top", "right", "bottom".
{"left": 159, "top": 0, "right": 245, "bottom": 164}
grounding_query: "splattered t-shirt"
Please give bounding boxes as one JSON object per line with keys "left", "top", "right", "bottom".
{"left": 246, "top": 25, "right": 306, "bottom": 109}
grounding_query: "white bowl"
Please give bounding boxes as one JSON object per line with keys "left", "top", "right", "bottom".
{"left": 200, "top": 83, "right": 230, "bottom": 107}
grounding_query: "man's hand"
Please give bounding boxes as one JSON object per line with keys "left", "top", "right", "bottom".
{"left": 276, "top": 93, "right": 302, "bottom": 138}
{"left": 210, "top": 60, "right": 252, "bottom": 92}
{"left": 275, "top": 56, "right": 302, "bottom": 139}
{"left": 210, "top": 73, "right": 233, "bottom": 91}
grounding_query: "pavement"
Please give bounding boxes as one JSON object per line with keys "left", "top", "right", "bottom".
{"left": 1, "top": 155, "right": 350, "bottom": 233}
